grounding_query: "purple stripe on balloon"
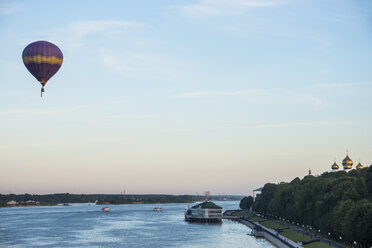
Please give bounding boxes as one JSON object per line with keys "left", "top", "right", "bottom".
{"left": 22, "top": 41, "right": 63, "bottom": 59}
{"left": 24, "top": 63, "right": 61, "bottom": 83}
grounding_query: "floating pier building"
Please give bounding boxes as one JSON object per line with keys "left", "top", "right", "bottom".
{"left": 185, "top": 201, "right": 222, "bottom": 223}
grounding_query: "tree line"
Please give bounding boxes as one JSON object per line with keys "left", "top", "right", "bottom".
{"left": 0, "top": 194, "right": 204, "bottom": 207}
{"left": 252, "top": 166, "right": 372, "bottom": 247}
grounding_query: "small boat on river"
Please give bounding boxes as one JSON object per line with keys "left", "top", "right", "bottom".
{"left": 153, "top": 207, "right": 162, "bottom": 212}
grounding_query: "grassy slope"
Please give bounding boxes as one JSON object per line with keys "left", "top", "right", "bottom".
{"left": 243, "top": 213, "right": 332, "bottom": 247}
{"left": 303, "top": 241, "right": 332, "bottom": 248}
{"left": 280, "top": 229, "right": 311, "bottom": 242}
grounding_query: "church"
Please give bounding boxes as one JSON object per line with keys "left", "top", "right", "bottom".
{"left": 331, "top": 151, "right": 364, "bottom": 172}
{"left": 305, "top": 151, "right": 365, "bottom": 178}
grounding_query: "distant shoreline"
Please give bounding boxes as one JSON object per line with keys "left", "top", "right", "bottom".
{"left": 1, "top": 200, "right": 241, "bottom": 209}
{"left": 0, "top": 193, "right": 243, "bottom": 208}
{"left": 0, "top": 204, "right": 57, "bottom": 209}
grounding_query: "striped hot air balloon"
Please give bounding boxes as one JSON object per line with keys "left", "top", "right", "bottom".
{"left": 22, "top": 41, "right": 63, "bottom": 97}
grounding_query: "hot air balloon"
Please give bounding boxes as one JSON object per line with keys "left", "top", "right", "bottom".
{"left": 22, "top": 41, "right": 63, "bottom": 97}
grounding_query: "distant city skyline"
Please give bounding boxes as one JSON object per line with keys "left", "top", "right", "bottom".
{"left": 0, "top": 0, "right": 371, "bottom": 194}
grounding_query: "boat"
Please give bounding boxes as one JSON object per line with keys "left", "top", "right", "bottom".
{"left": 101, "top": 207, "right": 110, "bottom": 212}
{"left": 153, "top": 207, "right": 162, "bottom": 212}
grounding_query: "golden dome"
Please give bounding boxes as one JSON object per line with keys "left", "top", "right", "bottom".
{"left": 342, "top": 154, "right": 353, "bottom": 170}
{"left": 331, "top": 162, "right": 339, "bottom": 170}
{"left": 356, "top": 162, "right": 364, "bottom": 170}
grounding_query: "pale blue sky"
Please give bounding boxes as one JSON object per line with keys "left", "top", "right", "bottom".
{"left": 0, "top": 0, "right": 371, "bottom": 194}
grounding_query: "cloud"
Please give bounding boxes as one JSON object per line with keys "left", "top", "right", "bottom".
{"left": 0, "top": 4, "right": 19, "bottom": 14}
{"left": 27, "top": 20, "right": 139, "bottom": 50}
{"left": 101, "top": 114, "right": 160, "bottom": 120}
{"left": 176, "top": 0, "right": 288, "bottom": 17}
{"left": 252, "top": 121, "right": 354, "bottom": 128}
{"left": 171, "top": 87, "right": 328, "bottom": 110}
{"left": 102, "top": 53, "right": 132, "bottom": 75}
{"left": 171, "top": 88, "right": 323, "bottom": 108}
{"left": 313, "top": 83, "right": 358, "bottom": 89}
{"left": 101, "top": 49, "right": 174, "bottom": 77}
{"left": 310, "top": 97, "right": 324, "bottom": 108}
{"left": 0, "top": 141, "right": 68, "bottom": 149}
{"left": 68, "top": 20, "right": 136, "bottom": 37}
{"left": 171, "top": 89, "right": 262, "bottom": 98}
{"left": 0, "top": 109, "right": 56, "bottom": 115}
{"left": 223, "top": 120, "right": 357, "bottom": 129}
{"left": 273, "top": 88, "right": 325, "bottom": 108}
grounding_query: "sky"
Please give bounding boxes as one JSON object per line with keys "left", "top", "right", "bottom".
{"left": 0, "top": 0, "right": 371, "bottom": 195}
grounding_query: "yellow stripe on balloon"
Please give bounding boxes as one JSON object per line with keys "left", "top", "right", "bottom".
{"left": 23, "top": 55, "right": 63, "bottom": 65}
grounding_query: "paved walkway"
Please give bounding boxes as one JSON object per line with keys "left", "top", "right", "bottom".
{"left": 250, "top": 218, "right": 303, "bottom": 248}
{"left": 224, "top": 211, "right": 302, "bottom": 248}
{"left": 224, "top": 210, "right": 351, "bottom": 248}
{"left": 253, "top": 212, "right": 349, "bottom": 248}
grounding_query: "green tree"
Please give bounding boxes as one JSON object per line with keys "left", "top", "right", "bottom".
{"left": 252, "top": 167, "right": 372, "bottom": 246}
{"left": 240, "top": 196, "right": 254, "bottom": 210}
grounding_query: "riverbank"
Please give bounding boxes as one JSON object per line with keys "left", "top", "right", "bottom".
{"left": 224, "top": 211, "right": 302, "bottom": 248}
{"left": 0, "top": 203, "right": 58, "bottom": 208}
{"left": 0, "top": 193, "right": 244, "bottom": 208}
{"left": 224, "top": 210, "right": 342, "bottom": 248}
{"left": 0, "top": 193, "right": 198, "bottom": 208}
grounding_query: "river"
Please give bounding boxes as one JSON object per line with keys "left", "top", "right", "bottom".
{"left": 0, "top": 201, "right": 275, "bottom": 247}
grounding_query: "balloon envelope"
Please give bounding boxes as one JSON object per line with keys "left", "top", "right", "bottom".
{"left": 22, "top": 41, "right": 63, "bottom": 86}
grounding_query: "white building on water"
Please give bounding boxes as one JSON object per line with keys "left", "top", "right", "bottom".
{"left": 7, "top": 200, "right": 17, "bottom": 205}
{"left": 185, "top": 201, "right": 222, "bottom": 223}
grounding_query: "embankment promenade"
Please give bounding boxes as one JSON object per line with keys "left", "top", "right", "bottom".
{"left": 224, "top": 211, "right": 302, "bottom": 248}
{"left": 224, "top": 210, "right": 348, "bottom": 248}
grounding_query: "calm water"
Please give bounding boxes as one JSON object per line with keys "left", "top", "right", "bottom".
{"left": 0, "top": 201, "right": 275, "bottom": 248}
